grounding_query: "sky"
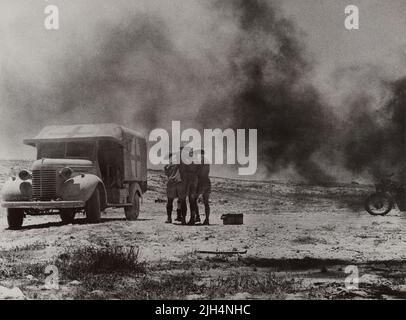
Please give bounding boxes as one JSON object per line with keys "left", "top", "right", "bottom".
{"left": 0, "top": 0, "right": 405, "bottom": 160}
{"left": 279, "top": 0, "right": 406, "bottom": 87}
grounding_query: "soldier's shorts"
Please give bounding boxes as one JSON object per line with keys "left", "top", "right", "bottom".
{"left": 167, "top": 183, "right": 185, "bottom": 199}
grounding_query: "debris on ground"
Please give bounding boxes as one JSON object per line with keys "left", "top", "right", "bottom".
{"left": 196, "top": 250, "right": 247, "bottom": 255}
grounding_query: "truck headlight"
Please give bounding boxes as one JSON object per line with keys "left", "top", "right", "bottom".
{"left": 18, "top": 170, "right": 32, "bottom": 181}
{"left": 59, "top": 167, "right": 73, "bottom": 179}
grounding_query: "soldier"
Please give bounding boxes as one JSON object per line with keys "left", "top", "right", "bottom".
{"left": 164, "top": 153, "right": 186, "bottom": 224}
{"left": 196, "top": 149, "right": 211, "bottom": 225}
{"left": 178, "top": 148, "right": 199, "bottom": 225}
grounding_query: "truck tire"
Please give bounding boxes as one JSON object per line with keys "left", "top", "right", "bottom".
{"left": 125, "top": 192, "right": 140, "bottom": 221}
{"left": 85, "top": 188, "right": 101, "bottom": 223}
{"left": 60, "top": 209, "right": 76, "bottom": 224}
{"left": 365, "top": 192, "right": 394, "bottom": 216}
{"left": 7, "top": 209, "right": 24, "bottom": 230}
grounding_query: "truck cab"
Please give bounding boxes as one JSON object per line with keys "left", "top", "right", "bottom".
{"left": 1, "top": 123, "right": 147, "bottom": 229}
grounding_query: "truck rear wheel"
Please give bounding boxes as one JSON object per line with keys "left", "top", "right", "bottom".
{"left": 125, "top": 192, "right": 140, "bottom": 221}
{"left": 7, "top": 209, "right": 24, "bottom": 230}
{"left": 85, "top": 188, "right": 101, "bottom": 223}
{"left": 60, "top": 209, "right": 76, "bottom": 224}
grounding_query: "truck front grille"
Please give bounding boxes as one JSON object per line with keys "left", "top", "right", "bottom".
{"left": 32, "top": 169, "right": 57, "bottom": 200}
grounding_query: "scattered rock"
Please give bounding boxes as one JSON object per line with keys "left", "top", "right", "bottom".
{"left": 284, "top": 293, "right": 307, "bottom": 300}
{"left": 69, "top": 280, "right": 81, "bottom": 286}
{"left": 185, "top": 294, "right": 205, "bottom": 300}
{"left": 231, "top": 292, "right": 252, "bottom": 299}
{"left": 204, "top": 235, "right": 215, "bottom": 241}
{"left": 397, "top": 284, "right": 406, "bottom": 292}
{"left": 350, "top": 290, "right": 369, "bottom": 298}
{"left": 0, "top": 286, "right": 25, "bottom": 300}
{"left": 90, "top": 290, "right": 104, "bottom": 297}
{"left": 26, "top": 275, "right": 38, "bottom": 281}
{"left": 359, "top": 274, "right": 391, "bottom": 287}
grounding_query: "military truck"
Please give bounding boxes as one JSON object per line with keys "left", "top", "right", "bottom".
{"left": 1, "top": 123, "right": 147, "bottom": 229}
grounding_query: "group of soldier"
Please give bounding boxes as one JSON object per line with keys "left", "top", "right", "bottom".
{"left": 164, "top": 148, "right": 211, "bottom": 225}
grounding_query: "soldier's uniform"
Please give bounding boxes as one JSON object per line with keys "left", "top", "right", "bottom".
{"left": 196, "top": 161, "right": 211, "bottom": 225}
{"left": 165, "top": 163, "right": 182, "bottom": 198}
{"left": 179, "top": 160, "right": 199, "bottom": 225}
{"left": 197, "top": 163, "right": 211, "bottom": 196}
{"left": 164, "top": 162, "right": 185, "bottom": 223}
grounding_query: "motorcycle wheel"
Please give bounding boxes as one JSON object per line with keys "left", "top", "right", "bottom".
{"left": 365, "top": 193, "right": 394, "bottom": 216}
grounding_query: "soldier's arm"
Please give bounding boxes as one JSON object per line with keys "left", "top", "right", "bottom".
{"left": 164, "top": 165, "right": 171, "bottom": 177}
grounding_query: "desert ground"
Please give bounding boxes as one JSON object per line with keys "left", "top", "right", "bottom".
{"left": 1, "top": 160, "right": 406, "bottom": 300}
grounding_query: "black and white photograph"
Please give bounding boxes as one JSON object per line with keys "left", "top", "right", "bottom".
{"left": 0, "top": 0, "right": 406, "bottom": 305}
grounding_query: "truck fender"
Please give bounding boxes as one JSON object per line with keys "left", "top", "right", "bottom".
{"left": 1, "top": 178, "right": 32, "bottom": 201}
{"left": 61, "top": 174, "right": 107, "bottom": 207}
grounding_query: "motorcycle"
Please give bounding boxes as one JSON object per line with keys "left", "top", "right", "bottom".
{"left": 365, "top": 174, "right": 406, "bottom": 216}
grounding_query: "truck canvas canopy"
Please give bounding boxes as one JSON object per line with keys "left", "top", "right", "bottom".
{"left": 23, "top": 123, "right": 144, "bottom": 146}
{"left": 24, "top": 123, "right": 147, "bottom": 183}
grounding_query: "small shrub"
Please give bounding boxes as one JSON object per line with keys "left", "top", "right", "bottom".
{"left": 205, "top": 272, "right": 300, "bottom": 298}
{"left": 56, "top": 245, "right": 146, "bottom": 279}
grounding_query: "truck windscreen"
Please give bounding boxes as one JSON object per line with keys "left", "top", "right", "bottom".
{"left": 65, "top": 142, "right": 95, "bottom": 159}
{"left": 38, "top": 142, "right": 65, "bottom": 159}
{"left": 38, "top": 142, "right": 95, "bottom": 159}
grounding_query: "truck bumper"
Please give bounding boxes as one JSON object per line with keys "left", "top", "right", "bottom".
{"left": 1, "top": 200, "right": 85, "bottom": 209}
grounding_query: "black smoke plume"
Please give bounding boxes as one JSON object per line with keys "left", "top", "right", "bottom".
{"left": 198, "top": 0, "right": 336, "bottom": 183}
{"left": 342, "top": 77, "right": 406, "bottom": 179}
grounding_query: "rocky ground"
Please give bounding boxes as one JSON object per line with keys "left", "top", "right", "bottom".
{"left": 1, "top": 160, "right": 406, "bottom": 300}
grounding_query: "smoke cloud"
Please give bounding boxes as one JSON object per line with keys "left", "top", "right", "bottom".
{"left": 1, "top": 0, "right": 406, "bottom": 183}
{"left": 197, "top": 0, "right": 336, "bottom": 183}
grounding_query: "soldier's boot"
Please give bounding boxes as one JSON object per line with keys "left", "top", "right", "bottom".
{"left": 203, "top": 218, "right": 209, "bottom": 225}
{"left": 195, "top": 214, "right": 201, "bottom": 223}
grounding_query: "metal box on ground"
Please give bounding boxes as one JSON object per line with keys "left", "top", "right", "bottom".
{"left": 221, "top": 214, "right": 243, "bottom": 225}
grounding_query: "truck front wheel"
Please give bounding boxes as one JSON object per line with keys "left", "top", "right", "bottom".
{"left": 7, "top": 209, "right": 24, "bottom": 230}
{"left": 125, "top": 192, "right": 140, "bottom": 221}
{"left": 85, "top": 188, "right": 101, "bottom": 223}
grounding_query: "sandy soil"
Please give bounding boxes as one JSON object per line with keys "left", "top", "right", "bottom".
{"left": 1, "top": 160, "right": 406, "bottom": 299}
